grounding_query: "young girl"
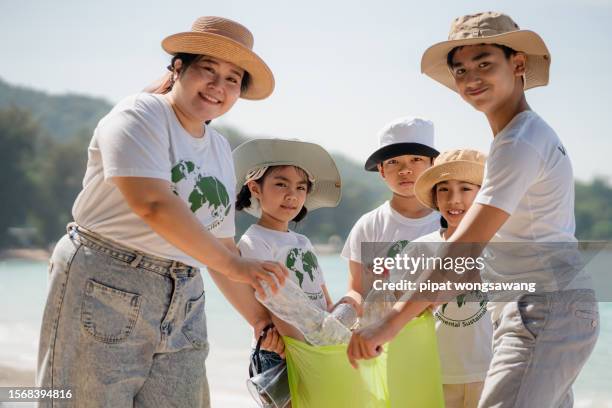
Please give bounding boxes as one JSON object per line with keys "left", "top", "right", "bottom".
{"left": 235, "top": 139, "right": 393, "bottom": 407}
{"left": 412, "top": 149, "right": 493, "bottom": 408}
{"left": 234, "top": 138, "right": 340, "bottom": 344}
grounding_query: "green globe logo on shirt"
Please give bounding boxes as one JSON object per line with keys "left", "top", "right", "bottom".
{"left": 286, "top": 248, "right": 320, "bottom": 288}
{"left": 437, "top": 291, "right": 488, "bottom": 328}
{"left": 171, "top": 160, "right": 231, "bottom": 221}
{"left": 387, "top": 240, "right": 409, "bottom": 258}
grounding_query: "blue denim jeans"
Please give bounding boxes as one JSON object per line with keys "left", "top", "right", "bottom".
{"left": 36, "top": 224, "right": 210, "bottom": 407}
{"left": 479, "top": 290, "right": 599, "bottom": 408}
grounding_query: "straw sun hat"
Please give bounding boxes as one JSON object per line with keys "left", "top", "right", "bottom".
{"left": 421, "top": 12, "right": 551, "bottom": 92}
{"left": 162, "top": 16, "right": 274, "bottom": 100}
{"left": 233, "top": 139, "right": 342, "bottom": 217}
{"left": 415, "top": 149, "right": 487, "bottom": 209}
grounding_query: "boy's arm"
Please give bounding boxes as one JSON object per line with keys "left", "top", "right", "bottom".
{"left": 448, "top": 202, "right": 509, "bottom": 244}
{"left": 347, "top": 203, "right": 509, "bottom": 365}
{"left": 390, "top": 203, "right": 508, "bottom": 323}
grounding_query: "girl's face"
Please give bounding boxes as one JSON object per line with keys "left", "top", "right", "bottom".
{"left": 378, "top": 155, "right": 432, "bottom": 198}
{"left": 171, "top": 56, "right": 244, "bottom": 123}
{"left": 435, "top": 180, "right": 481, "bottom": 227}
{"left": 249, "top": 166, "right": 309, "bottom": 226}
{"left": 449, "top": 44, "right": 526, "bottom": 115}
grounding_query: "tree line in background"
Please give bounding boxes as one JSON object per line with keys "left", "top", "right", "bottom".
{"left": 1, "top": 78, "right": 611, "bottom": 249}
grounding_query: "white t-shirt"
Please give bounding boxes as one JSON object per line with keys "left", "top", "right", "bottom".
{"left": 341, "top": 201, "right": 440, "bottom": 264}
{"left": 413, "top": 230, "right": 493, "bottom": 384}
{"left": 72, "top": 93, "right": 236, "bottom": 268}
{"left": 238, "top": 224, "right": 327, "bottom": 311}
{"left": 475, "top": 111, "right": 590, "bottom": 320}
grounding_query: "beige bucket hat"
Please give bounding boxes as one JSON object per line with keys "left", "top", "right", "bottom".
{"left": 421, "top": 12, "right": 551, "bottom": 92}
{"left": 233, "top": 139, "right": 342, "bottom": 217}
{"left": 415, "top": 149, "right": 487, "bottom": 209}
{"left": 162, "top": 16, "right": 274, "bottom": 100}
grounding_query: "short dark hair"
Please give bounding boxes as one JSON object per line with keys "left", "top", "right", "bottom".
{"left": 447, "top": 44, "right": 517, "bottom": 68}
{"left": 235, "top": 166, "right": 313, "bottom": 223}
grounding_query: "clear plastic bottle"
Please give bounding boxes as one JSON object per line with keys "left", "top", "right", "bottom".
{"left": 329, "top": 303, "right": 358, "bottom": 329}
{"left": 256, "top": 278, "right": 351, "bottom": 346}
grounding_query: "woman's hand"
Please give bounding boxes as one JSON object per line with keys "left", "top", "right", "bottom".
{"left": 226, "top": 256, "right": 288, "bottom": 299}
{"left": 254, "top": 320, "right": 285, "bottom": 358}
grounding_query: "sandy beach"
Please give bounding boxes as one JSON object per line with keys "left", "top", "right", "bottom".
{"left": 0, "top": 365, "right": 34, "bottom": 387}
{"left": 0, "top": 249, "right": 50, "bottom": 262}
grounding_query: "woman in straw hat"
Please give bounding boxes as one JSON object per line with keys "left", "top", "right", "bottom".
{"left": 348, "top": 12, "right": 599, "bottom": 407}
{"left": 36, "top": 16, "right": 287, "bottom": 407}
{"left": 411, "top": 149, "right": 493, "bottom": 408}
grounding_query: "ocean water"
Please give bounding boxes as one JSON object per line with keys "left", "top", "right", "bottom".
{"left": 0, "top": 256, "right": 611, "bottom": 407}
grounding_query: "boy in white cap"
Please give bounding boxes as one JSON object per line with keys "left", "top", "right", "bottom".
{"left": 340, "top": 117, "right": 441, "bottom": 312}
{"left": 340, "top": 117, "right": 445, "bottom": 407}
{"left": 348, "top": 12, "right": 599, "bottom": 408}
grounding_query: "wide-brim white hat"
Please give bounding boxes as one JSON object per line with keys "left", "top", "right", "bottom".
{"left": 233, "top": 139, "right": 342, "bottom": 217}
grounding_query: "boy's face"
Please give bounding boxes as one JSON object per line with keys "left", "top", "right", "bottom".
{"left": 434, "top": 180, "right": 481, "bottom": 228}
{"left": 378, "top": 154, "right": 432, "bottom": 198}
{"left": 449, "top": 44, "right": 526, "bottom": 114}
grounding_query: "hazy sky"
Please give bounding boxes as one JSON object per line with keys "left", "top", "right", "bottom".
{"left": 2, "top": 0, "right": 611, "bottom": 181}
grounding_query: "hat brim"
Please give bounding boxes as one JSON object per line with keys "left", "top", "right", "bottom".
{"left": 162, "top": 32, "right": 275, "bottom": 100}
{"left": 233, "top": 139, "right": 342, "bottom": 218}
{"left": 421, "top": 30, "right": 551, "bottom": 92}
{"left": 365, "top": 143, "right": 440, "bottom": 172}
{"left": 414, "top": 161, "right": 485, "bottom": 209}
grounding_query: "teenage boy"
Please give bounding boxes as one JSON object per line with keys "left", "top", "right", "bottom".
{"left": 348, "top": 12, "right": 599, "bottom": 408}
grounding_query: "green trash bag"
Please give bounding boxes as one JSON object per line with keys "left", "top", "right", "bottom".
{"left": 386, "top": 311, "right": 445, "bottom": 407}
{"left": 284, "top": 311, "right": 444, "bottom": 408}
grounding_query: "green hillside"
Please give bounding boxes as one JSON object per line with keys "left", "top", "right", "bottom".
{"left": 0, "top": 79, "right": 610, "bottom": 247}
{"left": 0, "top": 78, "right": 112, "bottom": 142}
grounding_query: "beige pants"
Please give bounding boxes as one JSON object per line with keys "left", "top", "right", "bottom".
{"left": 443, "top": 382, "right": 484, "bottom": 408}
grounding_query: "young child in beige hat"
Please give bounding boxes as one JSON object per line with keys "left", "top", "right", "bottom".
{"left": 412, "top": 149, "right": 492, "bottom": 408}
{"left": 348, "top": 12, "right": 599, "bottom": 408}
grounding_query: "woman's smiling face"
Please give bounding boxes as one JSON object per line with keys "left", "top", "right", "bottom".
{"left": 172, "top": 55, "right": 244, "bottom": 123}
